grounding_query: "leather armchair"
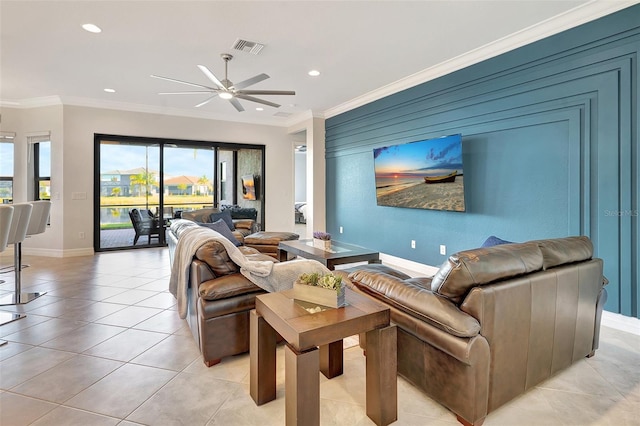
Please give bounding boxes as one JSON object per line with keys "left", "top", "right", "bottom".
{"left": 340, "top": 236, "right": 607, "bottom": 426}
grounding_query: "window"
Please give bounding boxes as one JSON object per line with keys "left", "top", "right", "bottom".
{"left": 33, "top": 140, "right": 51, "bottom": 201}
{"left": 0, "top": 133, "right": 15, "bottom": 204}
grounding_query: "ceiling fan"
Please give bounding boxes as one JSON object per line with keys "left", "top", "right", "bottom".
{"left": 151, "top": 53, "right": 295, "bottom": 112}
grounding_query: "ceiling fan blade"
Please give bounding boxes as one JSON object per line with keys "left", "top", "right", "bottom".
{"left": 237, "top": 90, "right": 295, "bottom": 96}
{"left": 229, "top": 97, "right": 245, "bottom": 112}
{"left": 194, "top": 94, "right": 219, "bottom": 108}
{"left": 235, "top": 94, "right": 280, "bottom": 108}
{"left": 197, "top": 65, "right": 224, "bottom": 89}
{"left": 232, "top": 73, "right": 269, "bottom": 90}
{"left": 151, "top": 74, "right": 215, "bottom": 90}
{"left": 158, "top": 91, "right": 215, "bottom": 95}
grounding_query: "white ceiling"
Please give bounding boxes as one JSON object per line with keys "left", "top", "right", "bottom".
{"left": 1, "top": 1, "right": 637, "bottom": 127}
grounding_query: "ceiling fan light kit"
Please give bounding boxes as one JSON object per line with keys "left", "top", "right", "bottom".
{"left": 151, "top": 53, "right": 295, "bottom": 112}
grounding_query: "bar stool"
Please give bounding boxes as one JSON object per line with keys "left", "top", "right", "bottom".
{"left": 0, "top": 205, "right": 26, "bottom": 334}
{"left": 0, "top": 203, "right": 40, "bottom": 306}
{"left": 21, "top": 200, "right": 52, "bottom": 268}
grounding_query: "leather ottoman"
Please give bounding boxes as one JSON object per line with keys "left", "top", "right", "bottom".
{"left": 244, "top": 231, "right": 299, "bottom": 258}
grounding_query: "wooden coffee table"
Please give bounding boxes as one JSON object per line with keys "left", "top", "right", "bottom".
{"left": 277, "top": 239, "right": 381, "bottom": 270}
{"left": 250, "top": 289, "right": 397, "bottom": 426}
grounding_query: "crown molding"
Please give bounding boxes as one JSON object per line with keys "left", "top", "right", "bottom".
{"left": 59, "top": 96, "right": 294, "bottom": 127}
{"left": 0, "top": 96, "right": 62, "bottom": 108}
{"left": 323, "top": 0, "right": 640, "bottom": 119}
{"left": 0, "top": 95, "right": 299, "bottom": 128}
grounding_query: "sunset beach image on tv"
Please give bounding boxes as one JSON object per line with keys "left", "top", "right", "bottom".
{"left": 373, "top": 134, "right": 465, "bottom": 212}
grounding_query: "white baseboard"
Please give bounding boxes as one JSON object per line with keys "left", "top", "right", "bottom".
{"left": 379, "top": 252, "right": 440, "bottom": 277}
{"left": 1, "top": 247, "right": 94, "bottom": 258}
{"left": 602, "top": 311, "right": 640, "bottom": 336}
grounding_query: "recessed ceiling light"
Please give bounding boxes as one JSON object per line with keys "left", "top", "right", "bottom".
{"left": 82, "top": 23, "right": 102, "bottom": 33}
{"left": 256, "top": 107, "right": 264, "bottom": 111}
{"left": 308, "top": 70, "right": 320, "bottom": 77}
{"left": 104, "top": 88, "right": 116, "bottom": 93}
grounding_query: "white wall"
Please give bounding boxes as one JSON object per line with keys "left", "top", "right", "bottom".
{"left": 1, "top": 105, "right": 64, "bottom": 255}
{"left": 2, "top": 104, "right": 297, "bottom": 256}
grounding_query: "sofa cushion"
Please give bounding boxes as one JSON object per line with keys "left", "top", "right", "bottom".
{"left": 199, "top": 273, "right": 262, "bottom": 301}
{"left": 180, "top": 207, "right": 220, "bottom": 223}
{"left": 534, "top": 236, "right": 593, "bottom": 269}
{"left": 195, "top": 240, "right": 240, "bottom": 277}
{"left": 431, "top": 242, "right": 544, "bottom": 304}
{"left": 210, "top": 209, "right": 235, "bottom": 230}
{"left": 349, "top": 269, "right": 480, "bottom": 338}
{"left": 244, "top": 231, "right": 299, "bottom": 245}
{"left": 343, "top": 263, "right": 412, "bottom": 280}
{"left": 481, "top": 235, "right": 513, "bottom": 248}
{"left": 199, "top": 219, "right": 242, "bottom": 246}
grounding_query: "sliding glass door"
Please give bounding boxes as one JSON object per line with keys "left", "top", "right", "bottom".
{"left": 97, "top": 140, "right": 161, "bottom": 249}
{"left": 94, "top": 135, "right": 265, "bottom": 252}
{"left": 163, "top": 145, "right": 215, "bottom": 217}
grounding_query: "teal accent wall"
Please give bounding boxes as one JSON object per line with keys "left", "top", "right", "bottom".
{"left": 325, "top": 5, "right": 639, "bottom": 318}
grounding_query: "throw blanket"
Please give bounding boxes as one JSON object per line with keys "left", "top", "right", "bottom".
{"left": 169, "top": 225, "right": 329, "bottom": 318}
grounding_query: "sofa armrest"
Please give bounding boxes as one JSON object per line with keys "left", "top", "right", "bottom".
{"left": 233, "top": 219, "right": 255, "bottom": 231}
{"left": 349, "top": 270, "right": 480, "bottom": 338}
{"left": 191, "top": 259, "right": 217, "bottom": 285}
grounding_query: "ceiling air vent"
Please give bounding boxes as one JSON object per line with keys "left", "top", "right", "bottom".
{"left": 274, "top": 112, "right": 292, "bottom": 118}
{"left": 232, "top": 39, "right": 265, "bottom": 55}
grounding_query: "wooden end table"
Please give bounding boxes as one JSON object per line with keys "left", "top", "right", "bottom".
{"left": 277, "top": 239, "right": 381, "bottom": 270}
{"left": 250, "top": 289, "right": 397, "bottom": 426}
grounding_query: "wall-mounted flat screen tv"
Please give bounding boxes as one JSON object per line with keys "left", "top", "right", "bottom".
{"left": 373, "top": 134, "right": 465, "bottom": 212}
{"left": 241, "top": 174, "right": 258, "bottom": 200}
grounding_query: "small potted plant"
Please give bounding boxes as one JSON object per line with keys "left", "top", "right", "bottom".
{"left": 294, "top": 272, "right": 345, "bottom": 308}
{"left": 313, "top": 231, "right": 332, "bottom": 250}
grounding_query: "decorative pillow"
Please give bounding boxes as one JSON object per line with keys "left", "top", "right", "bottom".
{"left": 228, "top": 207, "right": 258, "bottom": 221}
{"left": 481, "top": 235, "right": 513, "bottom": 248}
{"left": 209, "top": 209, "right": 235, "bottom": 230}
{"left": 199, "top": 219, "right": 242, "bottom": 246}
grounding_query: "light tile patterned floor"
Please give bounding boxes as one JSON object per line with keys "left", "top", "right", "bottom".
{"left": 0, "top": 248, "right": 638, "bottom": 425}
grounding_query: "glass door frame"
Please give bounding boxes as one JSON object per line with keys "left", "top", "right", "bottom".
{"left": 93, "top": 134, "right": 265, "bottom": 252}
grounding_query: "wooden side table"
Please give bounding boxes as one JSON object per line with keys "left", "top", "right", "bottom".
{"left": 250, "top": 289, "right": 397, "bottom": 426}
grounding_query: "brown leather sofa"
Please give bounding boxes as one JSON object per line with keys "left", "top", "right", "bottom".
{"left": 338, "top": 236, "right": 607, "bottom": 426}
{"left": 168, "top": 219, "right": 277, "bottom": 366}
{"left": 180, "top": 207, "right": 298, "bottom": 258}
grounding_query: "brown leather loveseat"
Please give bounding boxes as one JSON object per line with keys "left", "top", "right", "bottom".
{"left": 168, "top": 219, "right": 276, "bottom": 366}
{"left": 340, "top": 236, "right": 607, "bottom": 426}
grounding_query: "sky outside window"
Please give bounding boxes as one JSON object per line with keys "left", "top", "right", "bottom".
{"left": 100, "top": 144, "right": 214, "bottom": 179}
{"left": 39, "top": 141, "right": 51, "bottom": 176}
{"left": 0, "top": 142, "right": 13, "bottom": 176}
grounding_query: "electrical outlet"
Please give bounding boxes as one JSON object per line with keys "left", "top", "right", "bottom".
{"left": 79, "top": 232, "right": 85, "bottom": 239}
{"left": 440, "top": 245, "right": 446, "bottom": 255}
{"left": 411, "top": 240, "right": 416, "bottom": 249}
{"left": 339, "top": 226, "right": 343, "bottom": 234}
